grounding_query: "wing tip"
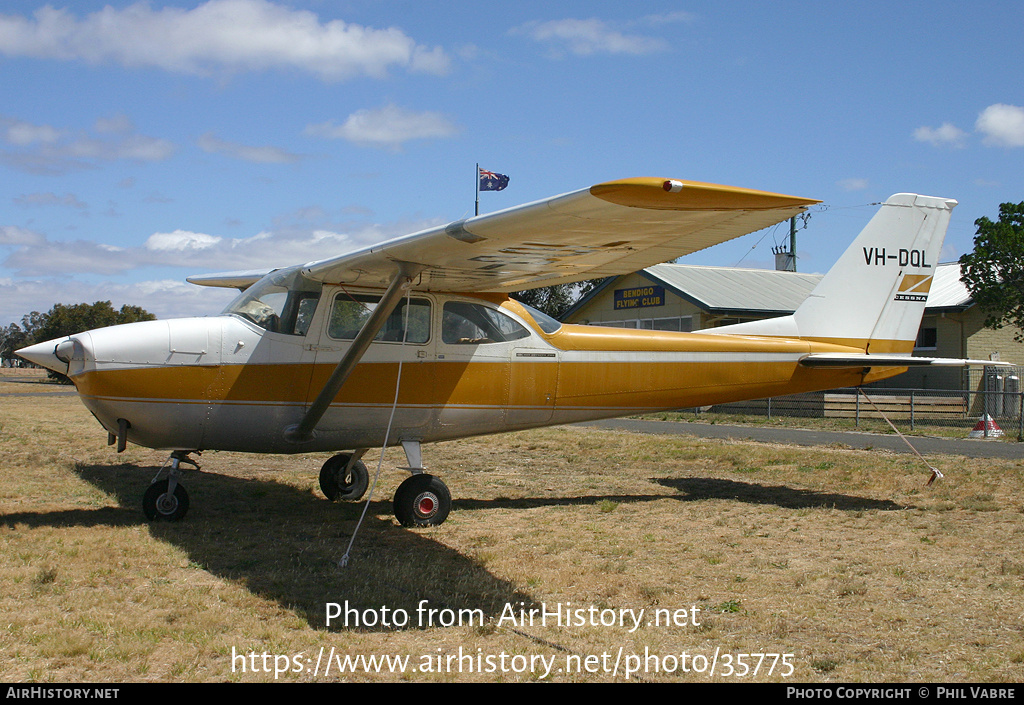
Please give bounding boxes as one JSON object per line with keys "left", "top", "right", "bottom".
{"left": 590, "top": 178, "right": 821, "bottom": 211}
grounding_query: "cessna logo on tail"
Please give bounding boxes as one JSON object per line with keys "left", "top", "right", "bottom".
{"left": 863, "top": 247, "right": 931, "bottom": 268}
{"left": 894, "top": 273, "right": 932, "bottom": 302}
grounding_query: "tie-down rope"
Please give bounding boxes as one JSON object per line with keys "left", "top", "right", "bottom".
{"left": 340, "top": 286, "right": 413, "bottom": 567}
{"left": 859, "top": 389, "right": 943, "bottom": 486}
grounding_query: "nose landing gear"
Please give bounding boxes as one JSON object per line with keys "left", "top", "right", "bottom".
{"left": 143, "top": 451, "right": 198, "bottom": 521}
{"left": 143, "top": 479, "right": 189, "bottom": 521}
{"left": 318, "top": 451, "right": 370, "bottom": 501}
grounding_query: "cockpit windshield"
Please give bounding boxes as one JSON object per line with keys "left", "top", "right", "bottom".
{"left": 223, "top": 266, "right": 322, "bottom": 336}
{"left": 516, "top": 301, "right": 563, "bottom": 334}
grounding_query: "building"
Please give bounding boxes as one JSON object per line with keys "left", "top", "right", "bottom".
{"left": 561, "top": 262, "right": 1023, "bottom": 391}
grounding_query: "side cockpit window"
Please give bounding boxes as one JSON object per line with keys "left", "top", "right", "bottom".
{"left": 442, "top": 302, "right": 531, "bottom": 345}
{"left": 328, "top": 293, "right": 431, "bottom": 344}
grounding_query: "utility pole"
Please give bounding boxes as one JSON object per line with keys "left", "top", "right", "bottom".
{"left": 773, "top": 216, "right": 798, "bottom": 272}
{"left": 789, "top": 216, "right": 797, "bottom": 271}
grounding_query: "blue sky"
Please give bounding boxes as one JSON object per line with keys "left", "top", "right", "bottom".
{"left": 1, "top": 0, "right": 1022, "bottom": 324}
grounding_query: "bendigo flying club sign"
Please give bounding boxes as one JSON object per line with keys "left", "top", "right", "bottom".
{"left": 614, "top": 285, "right": 665, "bottom": 310}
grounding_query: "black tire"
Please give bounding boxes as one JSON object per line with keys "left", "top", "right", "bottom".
{"left": 393, "top": 474, "right": 451, "bottom": 527}
{"left": 143, "top": 479, "right": 190, "bottom": 521}
{"left": 319, "top": 454, "right": 369, "bottom": 501}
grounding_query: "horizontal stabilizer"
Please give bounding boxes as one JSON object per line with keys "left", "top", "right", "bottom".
{"left": 799, "top": 353, "right": 1013, "bottom": 368}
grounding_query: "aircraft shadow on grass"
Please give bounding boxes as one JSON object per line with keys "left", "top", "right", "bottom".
{"left": 2, "top": 462, "right": 903, "bottom": 630}
{"left": 656, "top": 477, "right": 906, "bottom": 512}
{"left": 451, "top": 476, "right": 905, "bottom": 513}
{"left": 3, "top": 462, "right": 539, "bottom": 632}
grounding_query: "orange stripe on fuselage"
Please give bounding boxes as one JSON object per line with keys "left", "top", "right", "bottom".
{"left": 540, "top": 321, "right": 916, "bottom": 356}
{"left": 71, "top": 317, "right": 906, "bottom": 413}
{"left": 544, "top": 324, "right": 826, "bottom": 353}
{"left": 73, "top": 358, "right": 876, "bottom": 413}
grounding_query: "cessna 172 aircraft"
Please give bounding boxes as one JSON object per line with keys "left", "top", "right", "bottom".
{"left": 18, "top": 177, "right": 989, "bottom": 527}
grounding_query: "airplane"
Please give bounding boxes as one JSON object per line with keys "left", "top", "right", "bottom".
{"left": 16, "top": 177, "right": 997, "bottom": 528}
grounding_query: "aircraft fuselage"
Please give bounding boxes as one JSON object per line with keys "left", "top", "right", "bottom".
{"left": 41, "top": 289, "right": 885, "bottom": 455}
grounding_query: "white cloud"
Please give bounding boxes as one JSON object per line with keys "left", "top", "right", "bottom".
{"left": 13, "top": 192, "right": 87, "bottom": 209}
{"left": 913, "top": 122, "right": 967, "bottom": 148}
{"left": 976, "top": 103, "right": 1024, "bottom": 148}
{"left": 3, "top": 238, "right": 141, "bottom": 276}
{"left": 1, "top": 116, "right": 63, "bottom": 145}
{"left": 637, "top": 12, "right": 697, "bottom": 27}
{"left": 0, "top": 213, "right": 451, "bottom": 324}
{"left": 409, "top": 45, "right": 451, "bottom": 75}
{"left": 0, "top": 115, "right": 175, "bottom": 175}
{"left": 0, "top": 0, "right": 450, "bottom": 81}
{"left": 198, "top": 132, "right": 302, "bottom": 163}
{"left": 512, "top": 17, "right": 670, "bottom": 56}
{"left": 305, "top": 105, "right": 460, "bottom": 151}
{"left": 0, "top": 226, "right": 45, "bottom": 246}
{"left": 838, "top": 178, "right": 869, "bottom": 192}
{"left": 94, "top": 114, "right": 134, "bottom": 135}
{"left": 0, "top": 276, "right": 237, "bottom": 325}
{"left": 145, "top": 230, "right": 223, "bottom": 252}
{"left": 2, "top": 216, "right": 444, "bottom": 278}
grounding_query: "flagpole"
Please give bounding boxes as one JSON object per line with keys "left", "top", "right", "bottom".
{"left": 474, "top": 162, "right": 480, "bottom": 216}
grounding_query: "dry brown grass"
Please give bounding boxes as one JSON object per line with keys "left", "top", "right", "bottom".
{"left": 2, "top": 368, "right": 1024, "bottom": 682}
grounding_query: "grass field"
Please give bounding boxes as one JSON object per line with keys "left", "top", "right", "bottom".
{"left": 2, "top": 368, "right": 1023, "bottom": 682}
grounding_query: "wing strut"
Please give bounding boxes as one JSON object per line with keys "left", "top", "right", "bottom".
{"left": 285, "top": 262, "right": 423, "bottom": 444}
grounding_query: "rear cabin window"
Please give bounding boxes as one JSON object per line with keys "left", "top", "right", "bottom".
{"left": 328, "top": 293, "right": 431, "bottom": 344}
{"left": 442, "top": 302, "right": 531, "bottom": 345}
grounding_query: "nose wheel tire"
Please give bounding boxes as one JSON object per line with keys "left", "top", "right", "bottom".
{"left": 143, "top": 479, "right": 190, "bottom": 521}
{"left": 393, "top": 474, "right": 451, "bottom": 527}
{"left": 319, "top": 453, "right": 369, "bottom": 501}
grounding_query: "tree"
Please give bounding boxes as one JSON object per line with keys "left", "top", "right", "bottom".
{"left": 12, "top": 301, "right": 155, "bottom": 381}
{"left": 0, "top": 322, "right": 27, "bottom": 361}
{"left": 31, "top": 301, "right": 154, "bottom": 344}
{"left": 512, "top": 278, "right": 607, "bottom": 319}
{"left": 959, "top": 201, "right": 1024, "bottom": 342}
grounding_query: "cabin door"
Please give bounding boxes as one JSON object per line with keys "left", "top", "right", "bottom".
{"left": 306, "top": 288, "right": 436, "bottom": 445}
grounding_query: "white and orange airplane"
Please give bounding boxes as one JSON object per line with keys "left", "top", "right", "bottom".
{"left": 17, "top": 178, "right": 989, "bottom": 527}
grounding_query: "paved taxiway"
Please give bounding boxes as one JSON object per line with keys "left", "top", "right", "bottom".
{"left": 581, "top": 418, "right": 1024, "bottom": 460}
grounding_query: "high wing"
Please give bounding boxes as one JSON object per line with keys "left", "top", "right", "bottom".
{"left": 189, "top": 178, "right": 818, "bottom": 293}
{"left": 303, "top": 178, "right": 818, "bottom": 292}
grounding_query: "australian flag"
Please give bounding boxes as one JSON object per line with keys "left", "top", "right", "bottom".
{"left": 479, "top": 168, "right": 509, "bottom": 192}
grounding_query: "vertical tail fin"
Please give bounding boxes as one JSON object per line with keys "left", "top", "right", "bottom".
{"left": 713, "top": 193, "right": 957, "bottom": 352}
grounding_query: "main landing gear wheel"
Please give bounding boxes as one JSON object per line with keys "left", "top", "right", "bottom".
{"left": 143, "top": 479, "right": 190, "bottom": 521}
{"left": 393, "top": 474, "right": 451, "bottom": 527}
{"left": 319, "top": 453, "right": 369, "bottom": 501}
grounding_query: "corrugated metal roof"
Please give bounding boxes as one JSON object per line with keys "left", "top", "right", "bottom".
{"left": 641, "top": 261, "right": 971, "bottom": 313}
{"left": 926, "top": 262, "right": 973, "bottom": 309}
{"left": 644, "top": 263, "right": 821, "bottom": 313}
